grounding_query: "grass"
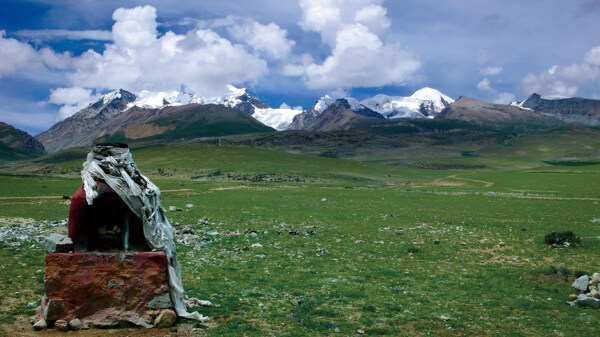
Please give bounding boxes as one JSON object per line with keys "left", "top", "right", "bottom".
{"left": 0, "top": 142, "right": 599, "bottom": 335}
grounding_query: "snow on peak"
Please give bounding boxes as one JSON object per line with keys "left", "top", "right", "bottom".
{"left": 101, "top": 90, "right": 122, "bottom": 104}
{"left": 411, "top": 87, "right": 454, "bottom": 105}
{"left": 314, "top": 95, "right": 336, "bottom": 113}
{"left": 122, "top": 85, "right": 252, "bottom": 110}
{"left": 361, "top": 87, "right": 454, "bottom": 119}
{"left": 252, "top": 106, "right": 302, "bottom": 131}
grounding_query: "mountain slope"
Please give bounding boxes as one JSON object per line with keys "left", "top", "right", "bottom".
{"left": 514, "top": 93, "right": 600, "bottom": 125}
{"left": 0, "top": 122, "right": 47, "bottom": 160}
{"left": 302, "top": 99, "right": 384, "bottom": 132}
{"left": 96, "top": 104, "right": 275, "bottom": 144}
{"left": 36, "top": 89, "right": 137, "bottom": 153}
{"left": 36, "top": 87, "right": 283, "bottom": 153}
{"left": 438, "top": 96, "right": 566, "bottom": 131}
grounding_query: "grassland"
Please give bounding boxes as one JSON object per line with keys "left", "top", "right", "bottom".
{"left": 0, "top": 139, "right": 599, "bottom": 336}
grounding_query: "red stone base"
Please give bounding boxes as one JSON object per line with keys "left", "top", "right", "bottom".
{"left": 41, "top": 252, "right": 172, "bottom": 328}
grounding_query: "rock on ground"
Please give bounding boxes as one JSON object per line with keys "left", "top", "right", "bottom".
{"left": 154, "top": 309, "right": 176, "bottom": 328}
{"left": 572, "top": 275, "right": 590, "bottom": 292}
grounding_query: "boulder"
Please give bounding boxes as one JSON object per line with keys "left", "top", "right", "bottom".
{"left": 154, "top": 309, "right": 176, "bottom": 328}
{"left": 69, "top": 318, "right": 83, "bottom": 331}
{"left": 572, "top": 275, "right": 590, "bottom": 292}
{"left": 44, "top": 233, "right": 73, "bottom": 253}
{"left": 32, "top": 318, "right": 47, "bottom": 330}
{"left": 576, "top": 296, "right": 600, "bottom": 309}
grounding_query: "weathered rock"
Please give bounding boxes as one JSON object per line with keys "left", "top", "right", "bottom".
{"left": 576, "top": 296, "right": 600, "bottom": 309}
{"left": 591, "top": 289, "right": 600, "bottom": 299}
{"left": 572, "top": 275, "right": 590, "bottom": 292}
{"left": 44, "top": 233, "right": 73, "bottom": 253}
{"left": 69, "top": 318, "right": 83, "bottom": 331}
{"left": 568, "top": 294, "right": 578, "bottom": 301}
{"left": 43, "top": 298, "right": 67, "bottom": 321}
{"left": 55, "top": 319, "right": 69, "bottom": 332}
{"left": 154, "top": 309, "right": 176, "bottom": 328}
{"left": 148, "top": 293, "right": 172, "bottom": 309}
{"left": 33, "top": 318, "right": 47, "bottom": 330}
{"left": 43, "top": 252, "right": 170, "bottom": 324}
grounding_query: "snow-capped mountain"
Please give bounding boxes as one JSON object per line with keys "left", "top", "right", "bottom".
{"left": 288, "top": 88, "right": 453, "bottom": 130}
{"left": 361, "top": 87, "right": 454, "bottom": 119}
{"left": 101, "top": 85, "right": 299, "bottom": 131}
{"left": 288, "top": 95, "right": 375, "bottom": 130}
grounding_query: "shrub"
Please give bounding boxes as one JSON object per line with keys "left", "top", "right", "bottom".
{"left": 544, "top": 231, "right": 581, "bottom": 246}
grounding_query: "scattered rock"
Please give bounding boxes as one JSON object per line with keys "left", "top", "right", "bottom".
{"left": 576, "top": 296, "right": 600, "bottom": 309}
{"left": 568, "top": 294, "right": 578, "bottom": 301}
{"left": 498, "top": 241, "right": 505, "bottom": 247}
{"left": 258, "top": 303, "right": 265, "bottom": 308}
{"left": 321, "top": 198, "right": 327, "bottom": 201}
{"left": 44, "top": 233, "right": 73, "bottom": 253}
{"left": 572, "top": 275, "right": 590, "bottom": 292}
{"left": 55, "top": 319, "right": 69, "bottom": 332}
{"left": 154, "top": 309, "right": 176, "bottom": 328}
{"left": 186, "top": 204, "right": 194, "bottom": 208}
{"left": 440, "top": 315, "right": 451, "bottom": 321}
{"left": 33, "top": 319, "right": 47, "bottom": 330}
{"left": 357, "top": 329, "right": 365, "bottom": 335}
{"left": 69, "top": 318, "right": 83, "bottom": 331}
{"left": 251, "top": 243, "right": 262, "bottom": 248}
{"left": 168, "top": 206, "right": 177, "bottom": 211}
{"left": 433, "top": 240, "right": 440, "bottom": 244}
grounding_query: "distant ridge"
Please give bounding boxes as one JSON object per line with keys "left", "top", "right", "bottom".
{"left": 512, "top": 93, "right": 600, "bottom": 125}
{"left": 438, "top": 96, "right": 566, "bottom": 131}
{"left": 0, "top": 122, "right": 46, "bottom": 160}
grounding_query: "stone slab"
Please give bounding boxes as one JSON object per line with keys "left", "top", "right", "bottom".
{"left": 42, "top": 251, "right": 171, "bottom": 327}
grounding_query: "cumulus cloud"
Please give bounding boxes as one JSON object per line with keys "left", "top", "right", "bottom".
{"left": 212, "top": 17, "right": 295, "bottom": 60}
{"left": 0, "top": 30, "right": 71, "bottom": 77}
{"left": 477, "top": 78, "right": 516, "bottom": 104}
{"left": 65, "top": 5, "right": 268, "bottom": 97}
{"left": 48, "top": 87, "right": 98, "bottom": 120}
{"left": 520, "top": 45, "right": 600, "bottom": 98}
{"left": 287, "top": 0, "right": 420, "bottom": 90}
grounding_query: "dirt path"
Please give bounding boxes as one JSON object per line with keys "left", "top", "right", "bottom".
{"left": 433, "top": 172, "right": 494, "bottom": 187}
{"left": 0, "top": 196, "right": 63, "bottom": 200}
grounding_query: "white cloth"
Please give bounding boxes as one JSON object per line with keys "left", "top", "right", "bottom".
{"left": 81, "top": 145, "right": 209, "bottom": 322}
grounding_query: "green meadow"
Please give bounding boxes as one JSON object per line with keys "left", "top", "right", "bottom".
{"left": 0, "top": 140, "right": 599, "bottom": 336}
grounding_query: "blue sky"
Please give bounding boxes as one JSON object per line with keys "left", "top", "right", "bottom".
{"left": 1, "top": 0, "right": 600, "bottom": 135}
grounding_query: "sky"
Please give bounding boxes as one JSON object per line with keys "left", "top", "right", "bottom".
{"left": 1, "top": 0, "right": 600, "bottom": 135}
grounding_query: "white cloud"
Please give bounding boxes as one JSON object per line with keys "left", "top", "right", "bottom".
{"left": 66, "top": 5, "right": 269, "bottom": 97}
{"left": 15, "top": 29, "right": 113, "bottom": 41}
{"left": 584, "top": 46, "right": 600, "bottom": 66}
{"left": 477, "top": 78, "right": 515, "bottom": 103}
{"left": 219, "top": 17, "right": 295, "bottom": 60}
{"left": 520, "top": 45, "right": 600, "bottom": 98}
{"left": 48, "top": 87, "right": 98, "bottom": 120}
{"left": 0, "top": 30, "right": 72, "bottom": 77}
{"left": 480, "top": 66, "right": 502, "bottom": 76}
{"left": 288, "top": 0, "right": 421, "bottom": 90}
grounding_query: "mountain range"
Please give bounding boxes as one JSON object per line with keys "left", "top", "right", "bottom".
{"left": 2, "top": 86, "right": 600, "bottom": 158}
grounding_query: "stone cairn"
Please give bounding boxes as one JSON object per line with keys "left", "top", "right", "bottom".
{"left": 567, "top": 272, "right": 600, "bottom": 308}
